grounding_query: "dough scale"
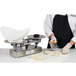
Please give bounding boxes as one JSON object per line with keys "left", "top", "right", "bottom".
{"left": 5, "top": 34, "right": 46, "bottom": 58}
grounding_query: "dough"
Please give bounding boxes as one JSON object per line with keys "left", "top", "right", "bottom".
{"left": 43, "top": 50, "right": 54, "bottom": 55}
{"left": 30, "top": 53, "right": 45, "bottom": 60}
{"left": 52, "top": 51, "right": 61, "bottom": 56}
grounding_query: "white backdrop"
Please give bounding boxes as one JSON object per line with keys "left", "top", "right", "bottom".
{"left": 0, "top": 0, "right": 76, "bottom": 48}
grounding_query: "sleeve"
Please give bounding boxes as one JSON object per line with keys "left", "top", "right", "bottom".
{"left": 43, "top": 14, "right": 53, "bottom": 38}
{"left": 71, "top": 25, "right": 76, "bottom": 43}
{"left": 71, "top": 24, "right": 76, "bottom": 43}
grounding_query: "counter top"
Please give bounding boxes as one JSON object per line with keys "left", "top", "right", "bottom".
{"left": 0, "top": 48, "right": 76, "bottom": 63}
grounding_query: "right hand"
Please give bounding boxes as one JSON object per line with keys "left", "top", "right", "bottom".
{"left": 49, "top": 35, "right": 57, "bottom": 44}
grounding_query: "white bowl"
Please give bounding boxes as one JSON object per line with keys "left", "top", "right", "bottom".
{"left": 0, "top": 26, "right": 30, "bottom": 41}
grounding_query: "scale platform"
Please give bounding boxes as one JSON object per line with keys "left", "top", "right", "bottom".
{"left": 10, "top": 45, "right": 42, "bottom": 58}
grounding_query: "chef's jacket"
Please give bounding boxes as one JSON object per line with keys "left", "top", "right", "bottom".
{"left": 44, "top": 14, "right": 76, "bottom": 43}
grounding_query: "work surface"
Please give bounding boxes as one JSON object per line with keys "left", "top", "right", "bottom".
{"left": 0, "top": 48, "right": 76, "bottom": 63}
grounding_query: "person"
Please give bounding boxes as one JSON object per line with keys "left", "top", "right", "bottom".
{"left": 43, "top": 14, "right": 76, "bottom": 54}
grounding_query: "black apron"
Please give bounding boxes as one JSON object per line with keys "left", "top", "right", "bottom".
{"left": 47, "top": 14, "right": 75, "bottom": 48}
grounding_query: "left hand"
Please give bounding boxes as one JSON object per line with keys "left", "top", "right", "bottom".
{"left": 61, "top": 43, "right": 72, "bottom": 54}
{"left": 49, "top": 35, "right": 57, "bottom": 44}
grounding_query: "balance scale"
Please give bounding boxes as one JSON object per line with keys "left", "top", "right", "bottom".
{"left": 5, "top": 34, "right": 46, "bottom": 58}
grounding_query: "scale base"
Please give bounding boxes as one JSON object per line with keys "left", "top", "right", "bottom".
{"left": 10, "top": 46, "right": 42, "bottom": 58}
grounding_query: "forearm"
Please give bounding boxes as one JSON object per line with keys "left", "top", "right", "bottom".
{"left": 69, "top": 40, "right": 75, "bottom": 46}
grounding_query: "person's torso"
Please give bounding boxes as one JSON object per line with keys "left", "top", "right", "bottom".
{"left": 49, "top": 14, "right": 76, "bottom": 33}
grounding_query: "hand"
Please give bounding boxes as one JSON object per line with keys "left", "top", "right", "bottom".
{"left": 61, "top": 43, "right": 72, "bottom": 54}
{"left": 49, "top": 35, "right": 57, "bottom": 44}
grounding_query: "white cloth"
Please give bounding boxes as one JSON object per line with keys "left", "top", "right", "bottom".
{"left": 43, "top": 14, "right": 76, "bottom": 43}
